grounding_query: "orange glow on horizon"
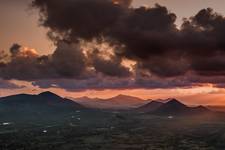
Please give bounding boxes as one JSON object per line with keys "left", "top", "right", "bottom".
{"left": 1, "top": 81, "right": 225, "bottom": 106}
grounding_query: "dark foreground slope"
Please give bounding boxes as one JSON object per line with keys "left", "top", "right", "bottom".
{"left": 0, "top": 109, "right": 225, "bottom": 150}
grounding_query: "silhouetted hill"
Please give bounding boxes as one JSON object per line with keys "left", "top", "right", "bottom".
{"left": 192, "top": 105, "right": 211, "bottom": 113}
{"left": 0, "top": 92, "right": 85, "bottom": 120}
{"left": 74, "top": 95, "right": 150, "bottom": 110}
{"left": 153, "top": 99, "right": 210, "bottom": 115}
{"left": 38, "top": 91, "right": 62, "bottom": 99}
{"left": 106, "top": 94, "right": 147, "bottom": 107}
{"left": 137, "top": 101, "right": 164, "bottom": 112}
{"left": 0, "top": 91, "right": 83, "bottom": 107}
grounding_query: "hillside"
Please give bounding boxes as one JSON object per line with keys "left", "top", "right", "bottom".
{"left": 137, "top": 100, "right": 164, "bottom": 112}
{"left": 153, "top": 99, "right": 210, "bottom": 115}
{"left": 0, "top": 91, "right": 85, "bottom": 120}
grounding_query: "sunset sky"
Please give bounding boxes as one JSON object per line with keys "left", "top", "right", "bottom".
{"left": 1, "top": 0, "right": 225, "bottom": 105}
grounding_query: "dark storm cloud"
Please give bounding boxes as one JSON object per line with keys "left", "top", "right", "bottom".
{"left": 31, "top": 75, "right": 193, "bottom": 91}
{"left": 32, "top": 0, "right": 126, "bottom": 41}
{"left": 190, "top": 54, "right": 225, "bottom": 76}
{"left": 0, "top": 43, "right": 87, "bottom": 80}
{"left": 32, "top": 0, "right": 177, "bottom": 57}
{"left": 10, "top": 43, "right": 21, "bottom": 56}
{"left": 181, "top": 8, "right": 225, "bottom": 52}
{"left": 136, "top": 53, "right": 189, "bottom": 77}
{"left": 32, "top": 0, "right": 225, "bottom": 78}
{"left": 31, "top": 66, "right": 225, "bottom": 91}
{"left": 32, "top": 77, "right": 133, "bottom": 91}
{"left": 90, "top": 49, "right": 131, "bottom": 77}
{"left": 92, "top": 57, "right": 131, "bottom": 77}
{"left": 180, "top": 8, "right": 225, "bottom": 76}
{"left": 0, "top": 42, "right": 131, "bottom": 81}
{"left": 111, "top": 4, "right": 178, "bottom": 58}
{"left": 1, "top": 0, "right": 225, "bottom": 90}
{"left": 0, "top": 44, "right": 43, "bottom": 80}
{"left": 51, "top": 42, "right": 86, "bottom": 78}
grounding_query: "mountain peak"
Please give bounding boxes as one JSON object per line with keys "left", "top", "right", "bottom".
{"left": 38, "top": 91, "right": 61, "bottom": 98}
{"left": 166, "top": 99, "right": 185, "bottom": 106}
{"left": 113, "top": 94, "right": 143, "bottom": 100}
{"left": 137, "top": 100, "right": 163, "bottom": 112}
{"left": 194, "top": 105, "right": 210, "bottom": 112}
{"left": 109, "top": 94, "right": 144, "bottom": 103}
{"left": 153, "top": 99, "right": 189, "bottom": 115}
{"left": 116, "top": 94, "right": 131, "bottom": 98}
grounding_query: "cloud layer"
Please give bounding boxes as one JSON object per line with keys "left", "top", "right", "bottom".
{"left": 1, "top": 0, "right": 225, "bottom": 90}
{"left": 0, "top": 79, "right": 24, "bottom": 89}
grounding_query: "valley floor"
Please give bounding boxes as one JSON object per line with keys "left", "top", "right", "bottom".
{"left": 0, "top": 111, "right": 225, "bottom": 150}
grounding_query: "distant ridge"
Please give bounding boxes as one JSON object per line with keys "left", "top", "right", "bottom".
{"left": 74, "top": 95, "right": 150, "bottom": 110}
{"left": 152, "top": 99, "right": 210, "bottom": 115}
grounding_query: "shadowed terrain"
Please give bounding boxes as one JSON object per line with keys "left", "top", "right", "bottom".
{"left": 73, "top": 95, "right": 151, "bottom": 110}
{"left": 0, "top": 92, "right": 225, "bottom": 150}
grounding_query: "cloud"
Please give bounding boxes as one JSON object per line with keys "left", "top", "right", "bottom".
{"left": 10, "top": 43, "right": 21, "bottom": 56}
{"left": 89, "top": 48, "right": 131, "bottom": 77}
{"left": 180, "top": 8, "right": 225, "bottom": 76}
{"left": 0, "top": 79, "right": 25, "bottom": 89}
{"left": 0, "top": 43, "right": 86, "bottom": 80}
{"left": 0, "top": 42, "right": 131, "bottom": 81}
{"left": 32, "top": 0, "right": 225, "bottom": 77}
{"left": 0, "top": 50, "right": 7, "bottom": 61}
{"left": 32, "top": 0, "right": 126, "bottom": 41}
{"left": 31, "top": 75, "right": 193, "bottom": 91}
{"left": 51, "top": 42, "right": 86, "bottom": 78}
{"left": 0, "top": 44, "right": 43, "bottom": 80}
{"left": 1, "top": 0, "right": 225, "bottom": 90}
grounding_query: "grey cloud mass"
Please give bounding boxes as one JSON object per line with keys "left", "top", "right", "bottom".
{"left": 1, "top": 0, "right": 225, "bottom": 90}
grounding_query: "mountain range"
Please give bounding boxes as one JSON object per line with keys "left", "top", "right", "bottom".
{"left": 73, "top": 94, "right": 151, "bottom": 110}
{"left": 0, "top": 92, "right": 212, "bottom": 120}
{"left": 138, "top": 99, "right": 210, "bottom": 115}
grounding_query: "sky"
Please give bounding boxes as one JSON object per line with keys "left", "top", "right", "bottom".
{"left": 1, "top": 0, "right": 225, "bottom": 54}
{"left": 1, "top": 0, "right": 225, "bottom": 105}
